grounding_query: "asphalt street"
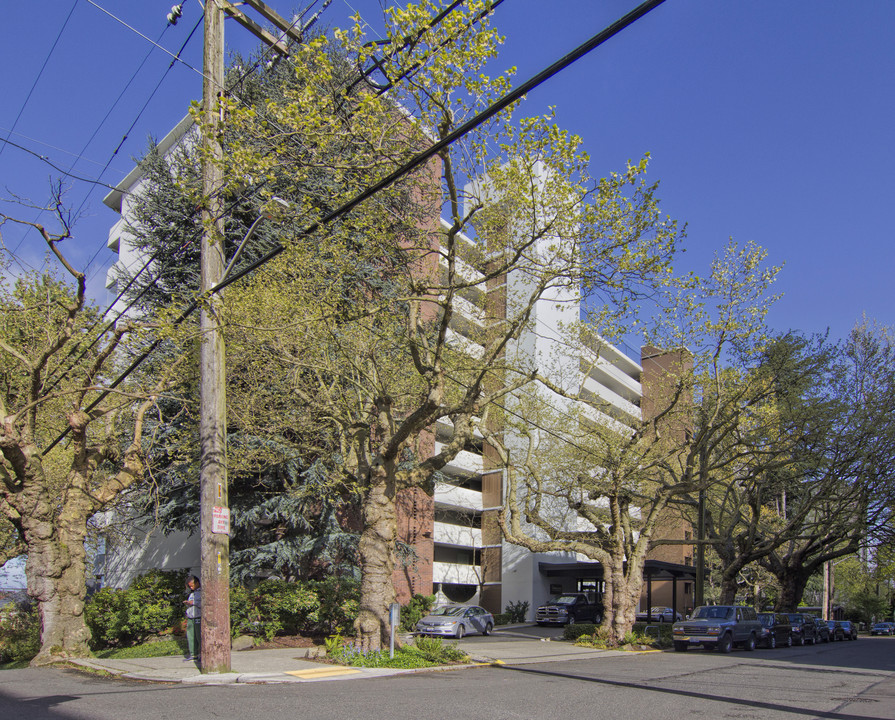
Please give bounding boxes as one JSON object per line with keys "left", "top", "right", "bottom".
{"left": 1, "top": 633, "right": 893, "bottom": 720}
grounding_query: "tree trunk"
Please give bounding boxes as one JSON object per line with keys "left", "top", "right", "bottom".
{"left": 774, "top": 568, "right": 812, "bottom": 613}
{"left": 719, "top": 570, "right": 740, "bottom": 605}
{"left": 606, "top": 552, "right": 644, "bottom": 645}
{"left": 24, "top": 523, "right": 92, "bottom": 664}
{"left": 355, "top": 474, "right": 398, "bottom": 653}
{"left": 17, "top": 453, "right": 98, "bottom": 665}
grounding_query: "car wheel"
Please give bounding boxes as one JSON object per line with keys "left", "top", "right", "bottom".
{"left": 717, "top": 634, "right": 733, "bottom": 654}
{"left": 768, "top": 634, "right": 777, "bottom": 649}
{"left": 744, "top": 633, "right": 756, "bottom": 651}
{"left": 797, "top": 634, "right": 805, "bottom": 646}
{"left": 483, "top": 623, "right": 493, "bottom": 636}
{"left": 786, "top": 634, "right": 793, "bottom": 647}
{"left": 673, "top": 642, "right": 689, "bottom": 652}
{"left": 456, "top": 624, "right": 465, "bottom": 639}
{"left": 568, "top": 614, "right": 577, "bottom": 625}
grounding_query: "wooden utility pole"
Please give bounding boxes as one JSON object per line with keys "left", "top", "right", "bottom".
{"left": 200, "top": 0, "right": 231, "bottom": 674}
{"left": 694, "top": 489, "right": 705, "bottom": 607}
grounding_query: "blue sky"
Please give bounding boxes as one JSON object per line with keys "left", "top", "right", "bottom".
{"left": 1, "top": 0, "right": 893, "bottom": 346}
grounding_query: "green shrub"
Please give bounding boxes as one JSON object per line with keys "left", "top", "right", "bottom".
{"left": 504, "top": 600, "right": 529, "bottom": 623}
{"left": 230, "top": 577, "right": 359, "bottom": 639}
{"left": 563, "top": 622, "right": 599, "bottom": 640}
{"left": 632, "top": 622, "right": 673, "bottom": 648}
{"left": 0, "top": 601, "right": 39, "bottom": 663}
{"left": 493, "top": 613, "right": 510, "bottom": 625}
{"left": 241, "top": 579, "right": 321, "bottom": 640}
{"left": 409, "top": 635, "right": 468, "bottom": 664}
{"left": 570, "top": 623, "right": 672, "bottom": 649}
{"left": 85, "top": 569, "right": 187, "bottom": 649}
{"left": 400, "top": 593, "right": 435, "bottom": 632}
{"left": 327, "top": 635, "right": 468, "bottom": 669}
{"left": 574, "top": 625, "right": 616, "bottom": 648}
{"left": 309, "top": 577, "right": 359, "bottom": 634}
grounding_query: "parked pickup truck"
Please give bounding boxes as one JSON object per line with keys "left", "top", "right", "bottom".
{"left": 672, "top": 605, "right": 762, "bottom": 653}
{"left": 535, "top": 593, "right": 601, "bottom": 625}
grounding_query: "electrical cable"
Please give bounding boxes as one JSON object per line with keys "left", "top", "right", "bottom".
{"left": 82, "top": 0, "right": 207, "bottom": 80}
{"left": 227, "top": 0, "right": 331, "bottom": 96}
{"left": 82, "top": 14, "right": 205, "bottom": 278}
{"left": 0, "top": 0, "right": 79, "bottom": 162}
{"left": 351, "top": 0, "right": 506, "bottom": 95}
{"left": 41, "top": 0, "right": 667, "bottom": 454}
{"left": 0, "top": 127, "right": 111, "bottom": 171}
{"left": 0, "top": 138, "right": 130, "bottom": 194}
{"left": 43, "top": 183, "right": 270, "bottom": 398}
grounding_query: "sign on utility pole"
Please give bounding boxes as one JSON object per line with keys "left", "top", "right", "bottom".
{"left": 200, "top": 0, "right": 231, "bottom": 674}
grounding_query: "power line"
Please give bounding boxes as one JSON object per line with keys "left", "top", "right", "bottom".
{"left": 41, "top": 0, "right": 667, "bottom": 454}
{"left": 0, "top": 138, "right": 127, "bottom": 194}
{"left": 0, "top": 0, "right": 79, "bottom": 162}
{"left": 82, "top": 14, "right": 205, "bottom": 279}
{"left": 83, "top": 0, "right": 207, "bottom": 80}
{"left": 0, "top": 127, "right": 114, "bottom": 171}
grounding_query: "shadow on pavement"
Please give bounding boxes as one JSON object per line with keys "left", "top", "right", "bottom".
{"left": 493, "top": 662, "right": 886, "bottom": 720}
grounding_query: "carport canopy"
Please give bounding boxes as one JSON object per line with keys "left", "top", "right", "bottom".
{"left": 538, "top": 559, "right": 698, "bottom": 621}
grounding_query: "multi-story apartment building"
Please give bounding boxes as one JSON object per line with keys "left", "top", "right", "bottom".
{"left": 101, "top": 122, "right": 694, "bottom": 622}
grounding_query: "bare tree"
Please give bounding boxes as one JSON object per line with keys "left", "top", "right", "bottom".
{"left": 0, "top": 193, "right": 183, "bottom": 663}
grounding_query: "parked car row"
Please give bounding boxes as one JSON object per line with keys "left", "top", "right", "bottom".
{"left": 870, "top": 622, "right": 895, "bottom": 636}
{"left": 635, "top": 606, "right": 683, "bottom": 623}
{"left": 672, "top": 606, "right": 861, "bottom": 653}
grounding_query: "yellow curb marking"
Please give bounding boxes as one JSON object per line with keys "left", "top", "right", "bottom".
{"left": 285, "top": 667, "right": 362, "bottom": 679}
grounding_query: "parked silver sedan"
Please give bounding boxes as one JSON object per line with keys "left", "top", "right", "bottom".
{"left": 636, "top": 606, "right": 682, "bottom": 623}
{"left": 416, "top": 605, "right": 494, "bottom": 638}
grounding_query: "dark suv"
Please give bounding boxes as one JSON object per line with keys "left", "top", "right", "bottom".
{"left": 787, "top": 613, "right": 818, "bottom": 645}
{"left": 672, "top": 606, "right": 761, "bottom": 653}
{"left": 757, "top": 612, "right": 792, "bottom": 649}
{"left": 811, "top": 616, "right": 830, "bottom": 643}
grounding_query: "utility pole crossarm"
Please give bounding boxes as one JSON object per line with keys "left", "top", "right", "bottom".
{"left": 242, "top": 0, "right": 304, "bottom": 43}
{"left": 219, "top": 0, "right": 290, "bottom": 56}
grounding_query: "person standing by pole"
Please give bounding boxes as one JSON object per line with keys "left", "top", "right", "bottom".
{"left": 184, "top": 575, "right": 202, "bottom": 663}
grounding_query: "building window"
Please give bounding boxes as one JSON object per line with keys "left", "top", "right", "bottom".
{"left": 684, "top": 556, "right": 692, "bottom": 566}
{"left": 684, "top": 582, "right": 692, "bottom": 595}
{"left": 684, "top": 530, "right": 692, "bottom": 541}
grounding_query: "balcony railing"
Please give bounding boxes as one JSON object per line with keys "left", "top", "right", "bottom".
{"left": 433, "top": 521, "right": 482, "bottom": 548}
{"left": 433, "top": 561, "right": 481, "bottom": 585}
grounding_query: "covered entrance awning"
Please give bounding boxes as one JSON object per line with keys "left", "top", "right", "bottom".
{"left": 538, "top": 559, "right": 698, "bottom": 620}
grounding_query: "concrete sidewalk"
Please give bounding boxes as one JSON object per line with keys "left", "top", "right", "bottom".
{"left": 70, "top": 632, "right": 641, "bottom": 685}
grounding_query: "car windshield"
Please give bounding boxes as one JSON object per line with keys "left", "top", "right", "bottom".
{"left": 430, "top": 606, "right": 466, "bottom": 617}
{"left": 758, "top": 614, "right": 775, "bottom": 626}
{"left": 692, "top": 606, "right": 733, "bottom": 620}
{"left": 786, "top": 614, "right": 803, "bottom": 623}
{"left": 550, "top": 596, "right": 581, "bottom": 604}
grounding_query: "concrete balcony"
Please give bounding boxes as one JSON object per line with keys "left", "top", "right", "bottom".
{"left": 581, "top": 374, "right": 641, "bottom": 422}
{"left": 445, "top": 327, "right": 484, "bottom": 359}
{"left": 107, "top": 218, "right": 125, "bottom": 252}
{"left": 433, "top": 561, "right": 481, "bottom": 585}
{"left": 433, "top": 521, "right": 482, "bottom": 548}
{"left": 433, "top": 443, "right": 483, "bottom": 476}
{"left": 581, "top": 355, "right": 642, "bottom": 402}
{"left": 434, "top": 483, "right": 482, "bottom": 512}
